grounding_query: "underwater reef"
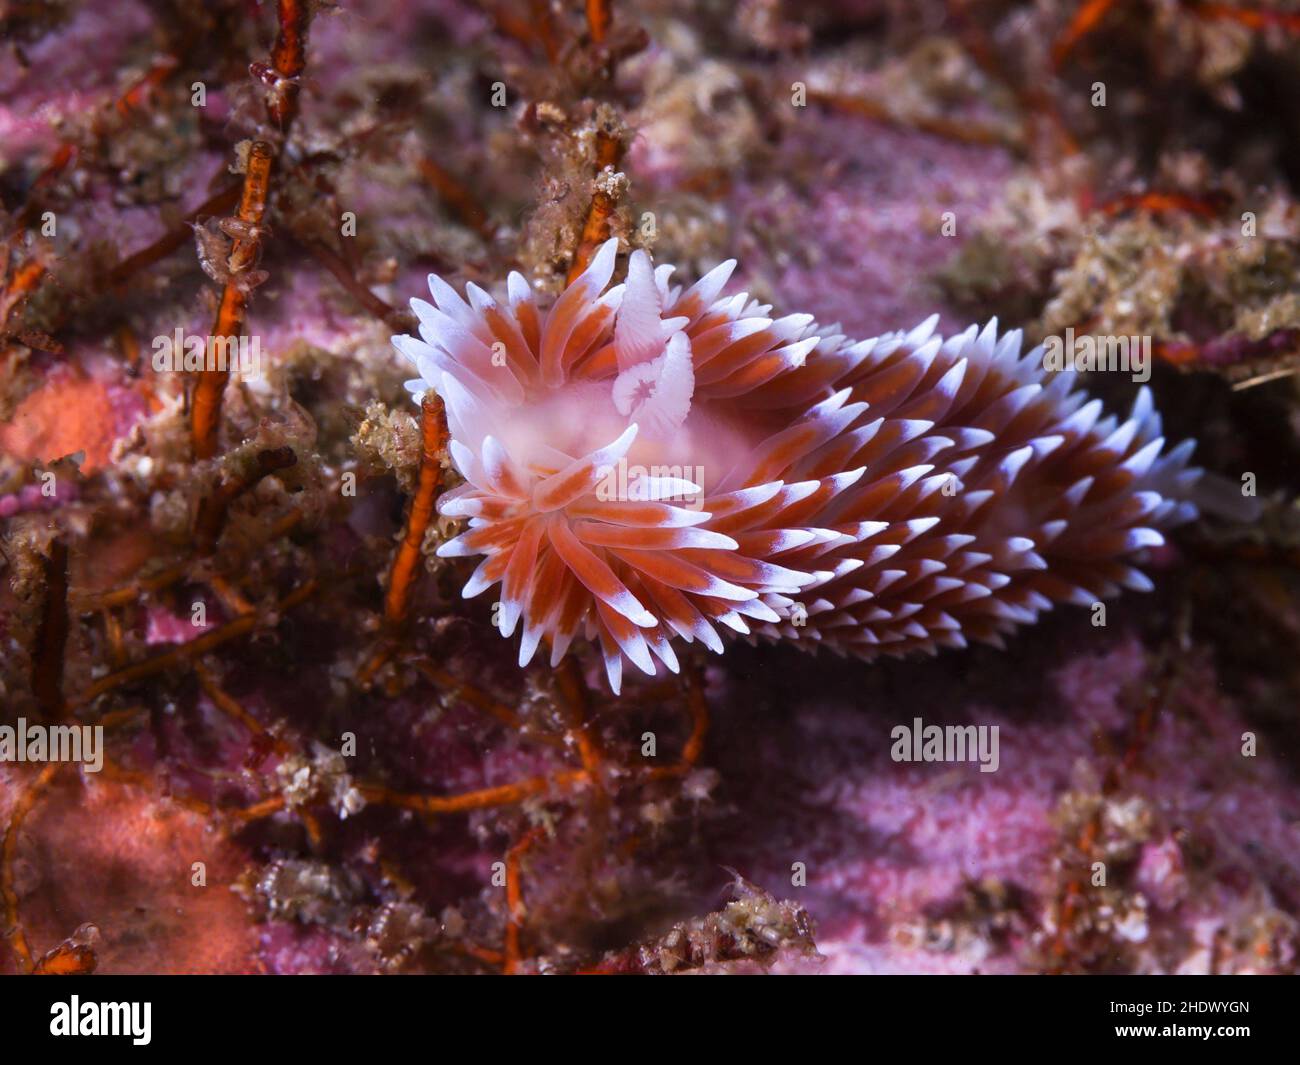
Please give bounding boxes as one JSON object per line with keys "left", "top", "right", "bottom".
{"left": 2, "top": 0, "right": 1300, "bottom": 974}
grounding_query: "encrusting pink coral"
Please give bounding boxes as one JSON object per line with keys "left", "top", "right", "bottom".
{"left": 393, "top": 239, "right": 1200, "bottom": 693}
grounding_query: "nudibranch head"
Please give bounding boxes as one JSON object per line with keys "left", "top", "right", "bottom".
{"left": 394, "top": 239, "right": 1199, "bottom": 693}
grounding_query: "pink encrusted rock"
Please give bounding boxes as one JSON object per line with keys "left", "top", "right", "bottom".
{"left": 0, "top": 368, "right": 146, "bottom": 474}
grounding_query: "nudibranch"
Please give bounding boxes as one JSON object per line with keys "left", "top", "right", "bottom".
{"left": 393, "top": 239, "right": 1199, "bottom": 693}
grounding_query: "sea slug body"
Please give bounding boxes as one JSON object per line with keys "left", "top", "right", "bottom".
{"left": 393, "top": 239, "right": 1200, "bottom": 693}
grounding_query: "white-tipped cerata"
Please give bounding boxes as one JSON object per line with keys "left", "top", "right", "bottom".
{"left": 394, "top": 239, "right": 1202, "bottom": 690}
